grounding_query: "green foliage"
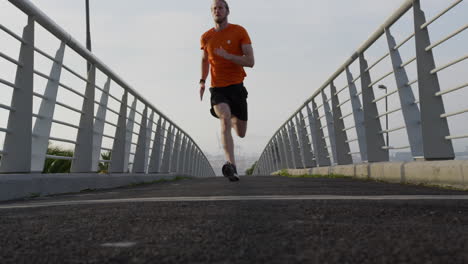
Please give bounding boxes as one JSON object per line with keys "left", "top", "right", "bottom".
{"left": 43, "top": 145, "right": 73, "bottom": 173}
{"left": 245, "top": 160, "right": 257, "bottom": 175}
{"left": 98, "top": 151, "right": 111, "bottom": 174}
{"left": 126, "top": 176, "right": 190, "bottom": 188}
{"left": 28, "top": 192, "right": 41, "bottom": 198}
{"left": 42, "top": 145, "right": 112, "bottom": 174}
{"left": 278, "top": 169, "right": 348, "bottom": 179}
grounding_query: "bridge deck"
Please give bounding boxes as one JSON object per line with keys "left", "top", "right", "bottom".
{"left": 1, "top": 176, "right": 468, "bottom": 263}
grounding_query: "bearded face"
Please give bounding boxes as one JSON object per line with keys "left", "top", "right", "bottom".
{"left": 211, "top": 1, "right": 229, "bottom": 24}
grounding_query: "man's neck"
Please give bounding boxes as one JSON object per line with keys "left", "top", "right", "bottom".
{"left": 214, "top": 20, "right": 229, "bottom": 32}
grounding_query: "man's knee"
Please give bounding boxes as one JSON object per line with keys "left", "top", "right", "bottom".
{"left": 215, "top": 104, "right": 231, "bottom": 118}
{"left": 232, "top": 119, "right": 247, "bottom": 138}
{"left": 237, "top": 130, "right": 246, "bottom": 138}
{"left": 219, "top": 114, "right": 232, "bottom": 133}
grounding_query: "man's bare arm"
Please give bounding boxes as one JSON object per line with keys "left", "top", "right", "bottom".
{"left": 200, "top": 50, "right": 210, "bottom": 101}
{"left": 215, "top": 44, "right": 255, "bottom": 68}
{"left": 201, "top": 50, "right": 209, "bottom": 81}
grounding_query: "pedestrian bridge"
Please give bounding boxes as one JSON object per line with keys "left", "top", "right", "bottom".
{"left": 0, "top": 0, "right": 467, "bottom": 200}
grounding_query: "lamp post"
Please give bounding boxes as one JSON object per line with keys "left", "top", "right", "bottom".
{"left": 378, "top": 84, "right": 389, "bottom": 148}
{"left": 85, "top": 0, "right": 92, "bottom": 71}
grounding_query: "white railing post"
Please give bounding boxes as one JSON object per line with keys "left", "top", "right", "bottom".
{"left": 123, "top": 98, "right": 137, "bottom": 172}
{"left": 288, "top": 121, "right": 302, "bottom": 168}
{"left": 183, "top": 140, "right": 191, "bottom": 174}
{"left": 0, "top": 16, "right": 35, "bottom": 173}
{"left": 109, "top": 91, "right": 128, "bottom": 173}
{"left": 345, "top": 68, "right": 367, "bottom": 161}
{"left": 385, "top": 28, "right": 423, "bottom": 158}
{"left": 307, "top": 103, "right": 331, "bottom": 166}
{"left": 144, "top": 111, "right": 154, "bottom": 173}
{"left": 148, "top": 118, "right": 164, "bottom": 173}
{"left": 360, "top": 54, "right": 389, "bottom": 162}
{"left": 297, "top": 112, "right": 315, "bottom": 168}
{"left": 281, "top": 127, "right": 293, "bottom": 168}
{"left": 330, "top": 81, "right": 353, "bottom": 165}
{"left": 272, "top": 138, "right": 281, "bottom": 171}
{"left": 160, "top": 124, "right": 173, "bottom": 173}
{"left": 179, "top": 135, "right": 187, "bottom": 174}
{"left": 91, "top": 78, "right": 111, "bottom": 172}
{"left": 171, "top": 131, "right": 181, "bottom": 173}
{"left": 132, "top": 106, "right": 149, "bottom": 173}
{"left": 321, "top": 90, "right": 338, "bottom": 163}
{"left": 413, "top": 0, "right": 454, "bottom": 160}
{"left": 31, "top": 42, "right": 65, "bottom": 172}
{"left": 71, "top": 64, "right": 96, "bottom": 173}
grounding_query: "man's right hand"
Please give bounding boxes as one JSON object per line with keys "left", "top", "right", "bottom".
{"left": 199, "top": 83, "right": 205, "bottom": 101}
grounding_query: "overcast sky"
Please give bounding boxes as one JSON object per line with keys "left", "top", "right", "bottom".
{"left": 0, "top": 0, "right": 466, "bottom": 161}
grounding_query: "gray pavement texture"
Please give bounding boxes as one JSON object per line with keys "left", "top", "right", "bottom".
{"left": 1, "top": 176, "right": 468, "bottom": 263}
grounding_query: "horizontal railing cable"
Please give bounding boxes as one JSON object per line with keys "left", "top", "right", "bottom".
{"left": 51, "top": 119, "right": 80, "bottom": 130}
{"left": 393, "top": 33, "right": 415, "bottom": 50}
{"left": 436, "top": 82, "right": 468, "bottom": 96}
{"left": 420, "top": 0, "right": 463, "bottom": 30}
{"left": 335, "top": 84, "right": 349, "bottom": 96}
{"left": 446, "top": 134, "right": 468, "bottom": 140}
{"left": 55, "top": 101, "right": 84, "bottom": 114}
{"left": 365, "top": 52, "right": 389, "bottom": 72}
{"left": 373, "top": 89, "right": 398, "bottom": 103}
{"left": 426, "top": 24, "right": 468, "bottom": 51}
{"left": 0, "top": 78, "right": 17, "bottom": 89}
{"left": 47, "top": 136, "right": 77, "bottom": 145}
{"left": 368, "top": 70, "right": 394, "bottom": 88}
{"left": 431, "top": 54, "right": 468, "bottom": 74}
{"left": 45, "top": 154, "right": 74, "bottom": 161}
{"left": 382, "top": 145, "right": 410, "bottom": 150}
{"left": 400, "top": 56, "right": 416, "bottom": 68}
{"left": 0, "top": 51, "right": 23, "bottom": 66}
{"left": 57, "top": 82, "right": 87, "bottom": 99}
{"left": 0, "top": 104, "right": 15, "bottom": 112}
{"left": 0, "top": 23, "right": 25, "bottom": 43}
{"left": 0, "top": 127, "right": 10, "bottom": 133}
{"left": 34, "top": 47, "right": 59, "bottom": 63}
{"left": 440, "top": 108, "right": 468, "bottom": 119}
{"left": 377, "top": 107, "right": 402, "bottom": 119}
{"left": 380, "top": 125, "right": 406, "bottom": 134}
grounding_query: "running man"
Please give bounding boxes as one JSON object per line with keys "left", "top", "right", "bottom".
{"left": 199, "top": 0, "right": 255, "bottom": 181}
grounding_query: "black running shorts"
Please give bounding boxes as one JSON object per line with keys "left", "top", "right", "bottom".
{"left": 209, "top": 83, "right": 248, "bottom": 121}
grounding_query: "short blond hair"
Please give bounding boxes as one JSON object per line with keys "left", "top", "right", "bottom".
{"left": 213, "top": 0, "right": 229, "bottom": 13}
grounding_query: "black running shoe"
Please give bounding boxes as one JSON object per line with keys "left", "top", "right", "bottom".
{"left": 222, "top": 162, "right": 239, "bottom": 182}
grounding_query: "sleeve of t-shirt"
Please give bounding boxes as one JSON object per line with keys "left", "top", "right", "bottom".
{"left": 200, "top": 35, "right": 206, "bottom": 50}
{"left": 239, "top": 26, "right": 252, "bottom": 45}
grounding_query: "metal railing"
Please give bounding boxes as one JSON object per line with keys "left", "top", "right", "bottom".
{"left": 0, "top": 0, "right": 215, "bottom": 177}
{"left": 254, "top": 0, "right": 467, "bottom": 175}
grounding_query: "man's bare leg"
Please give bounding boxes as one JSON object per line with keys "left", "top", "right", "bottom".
{"left": 214, "top": 103, "right": 235, "bottom": 165}
{"left": 231, "top": 116, "right": 247, "bottom": 138}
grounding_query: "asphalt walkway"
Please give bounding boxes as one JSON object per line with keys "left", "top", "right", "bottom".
{"left": 1, "top": 175, "right": 468, "bottom": 263}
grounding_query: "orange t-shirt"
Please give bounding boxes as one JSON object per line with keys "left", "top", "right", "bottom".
{"left": 200, "top": 24, "right": 252, "bottom": 88}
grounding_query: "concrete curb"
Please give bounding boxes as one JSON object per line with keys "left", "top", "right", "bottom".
{"left": 278, "top": 160, "right": 468, "bottom": 190}
{"left": 0, "top": 173, "right": 193, "bottom": 201}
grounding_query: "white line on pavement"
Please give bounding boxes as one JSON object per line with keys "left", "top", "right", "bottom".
{"left": 2, "top": 195, "right": 468, "bottom": 209}
{"left": 101, "top": 242, "right": 137, "bottom": 248}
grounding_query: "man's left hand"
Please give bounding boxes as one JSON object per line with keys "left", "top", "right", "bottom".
{"left": 215, "top": 47, "right": 231, "bottom": 60}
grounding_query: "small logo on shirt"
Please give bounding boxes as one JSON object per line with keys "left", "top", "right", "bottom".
{"left": 227, "top": 40, "right": 231, "bottom": 45}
